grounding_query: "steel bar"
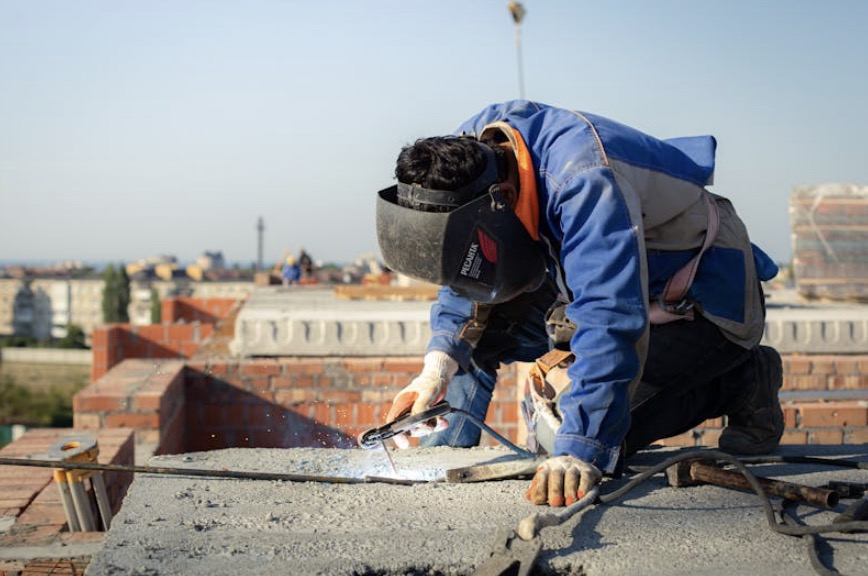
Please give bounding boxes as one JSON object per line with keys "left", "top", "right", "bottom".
{"left": 0, "top": 457, "right": 391, "bottom": 485}
{"left": 91, "top": 474, "right": 114, "bottom": 530}
{"left": 690, "top": 461, "right": 839, "bottom": 508}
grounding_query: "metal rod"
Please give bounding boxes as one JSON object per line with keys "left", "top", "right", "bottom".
{"left": 69, "top": 480, "right": 96, "bottom": 531}
{"left": 0, "top": 457, "right": 379, "bottom": 485}
{"left": 690, "top": 461, "right": 839, "bottom": 508}
{"left": 451, "top": 408, "right": 535, "bottom": 459}
{"left": 54, "top": 471, "right": 81, "bottom": 532}
{"left": 92, "top": 474, "right": 113, "bottom": 530}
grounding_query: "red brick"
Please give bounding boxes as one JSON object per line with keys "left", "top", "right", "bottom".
{"left": 294, "top": 375, "right": 316, "bottom": 388}
{"left": 809, "top": 357, "right": 836, "bottom": 376}
{"left": 799, "top": 403, "right": 868, "bottom": 427}
{"left": 240, "top": 360, "right": 281, "bottom": 376}
{"left": 204, "top": 362, "right": 232, "bottom": 376}
{"left": 828, "top": 374, "right": 867, "bottom": 390}
{"left": 131, "top": 391, "right": 164, "bottom": 411}
{"left": 281, "top": 359, "right": 325, "bottom": 375}
{"left": 271, "top": 376, "right": 295, "bottom": 389}
{"left": 371, "top": 373, "right": 392, "bottom": 386}
{"left": 832, "top": 357, "right": 862, "bottom": 374}
{"left": 247, "top": 375, "right": 272, "bottom": 391}
{"left": 342, "top": 358, "right": 385, "bottom": 373}
{"left": 16, "top": 502, "right": 67, "bottom": 526}
{"left": 334, "top": 405, "right": 355, "bottom": 427}
{"left": 846, "top": 428, "right": 868, "bottom": 444}
{"left": 382, "top": 358, "right": 424, "bottom": 373}
{"left": 783, "top": 404, "right": 798, "bottom": 428}
{"left": 92, "top": 328, "right": 110, "bottom": 348}
{"left": 325, "top": 391, "right": 361, "bottom": 403}
{"left": 0, "top": 499, "right": 32, "bottom": 509}
{"left": 810, "top": 429, "right": 845, "bottom": 444}
{"left": 313, "top": 403, "right": 332, "bottom": 423}
{"left": 784, "top": 355, "right": 811, "bottom": 375}
{"left": 361, "top": 390, "right": 395, "bottom": 403}
{"left": 781, "top": 430, "right": 809, "bottom": 444}
{"left": 788, "top": 375, "right": 826, "bottom": 390}
{"left": 104, "top": 413, "right": 159, "bottom": 429}
{"left": 224, "top": 404, "right": 247, "bottom": 427}
{"left": 73, "top": 412, "right": 103, "bottom": 430}
{"left": 275, "top": 389, "right": 318, "bottom": 404}
{"left": 73, "top": 394, "right": 129, "bottom": 413}
{"left": 357, "top": 404, "right": 377, "bottom": 427}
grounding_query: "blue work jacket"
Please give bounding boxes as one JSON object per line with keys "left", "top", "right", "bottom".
{"left": 426, "top": 100, "right": 777, "bottom": 472}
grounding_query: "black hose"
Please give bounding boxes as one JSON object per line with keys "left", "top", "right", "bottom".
{"left": 596, "top": 449, "right": 866, "bottom": 576}
{"left": 781, "top": 501, "right": 842, "bottom": 576}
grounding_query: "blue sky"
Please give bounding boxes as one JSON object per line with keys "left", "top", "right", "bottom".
{"left": 1, "top": 1, "right": 866, "bottom": 266}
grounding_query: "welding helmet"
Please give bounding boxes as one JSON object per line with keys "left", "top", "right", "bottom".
{"left": 376, "top": 143, "right": 546, "bottom": 304}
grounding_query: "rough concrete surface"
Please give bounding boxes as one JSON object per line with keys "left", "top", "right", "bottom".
{"left": 86, "top": 445, "right": 868, "bottom": 576}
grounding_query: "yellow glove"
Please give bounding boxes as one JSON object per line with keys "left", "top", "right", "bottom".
{"left": 525, "top": 455, "right": 602, "bottom": 507}
{"left": 384, "top": 351, "right": 458, "bottom": 448}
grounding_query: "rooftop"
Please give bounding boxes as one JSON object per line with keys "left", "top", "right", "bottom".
{"left": 84, "top": 444, "right": 868, "bottom": 576}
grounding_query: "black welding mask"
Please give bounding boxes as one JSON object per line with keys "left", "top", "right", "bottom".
{"left": 376, "top": 147, "right": 547, "bottom": 304}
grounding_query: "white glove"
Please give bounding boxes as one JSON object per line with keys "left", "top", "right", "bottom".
{"left": 525, "top": 455, "right": 602, "bottom": 507}
{"left": 385, "top": 351, "right": 458, "bottom": 448}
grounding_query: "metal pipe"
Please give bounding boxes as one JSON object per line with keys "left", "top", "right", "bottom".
{"left": 689, "top": 461, "right": 839, "bottom": 508}
{"left": 451, "top": 408, "right": 535, "bottom": 459}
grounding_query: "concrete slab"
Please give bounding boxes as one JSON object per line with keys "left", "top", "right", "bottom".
{"left": 86, "top": 445, "right": 868, "bottom": 576}
{"left": 229, "top": 286, "right": 868, "bottom": 357}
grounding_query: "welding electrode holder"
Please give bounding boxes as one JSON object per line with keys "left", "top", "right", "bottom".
{"left": 47, "top": 434, "right": 113, "bottom": 532}
{"left": 357, "top": 402, "right": 454, "bottom": 448}
{"left": 358, "top": 401, "right": 534, "bottom": 459}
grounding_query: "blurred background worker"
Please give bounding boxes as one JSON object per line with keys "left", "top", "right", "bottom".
{"left": 375, "top": 100, "right": 783, "bottom": 507}
{"left": 281, "top": 256, "right": 301, "bottom": 286}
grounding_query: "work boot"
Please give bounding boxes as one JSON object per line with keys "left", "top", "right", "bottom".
{"left": 719, "top": 346, "right": 784, "bottom": 455}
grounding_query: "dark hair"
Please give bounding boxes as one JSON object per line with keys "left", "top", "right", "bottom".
{"left": 394, "top": 137, "right": 508, "bottom": 213}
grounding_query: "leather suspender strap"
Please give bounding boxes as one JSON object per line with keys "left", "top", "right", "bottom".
{"left": 649, "top": 193, "right": 720, "bottom": 324}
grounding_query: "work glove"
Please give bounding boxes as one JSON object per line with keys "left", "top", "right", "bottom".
{"left": 385, "top": 350, "right": 459, "bottom": 448}
{"left": 525, "top": 455, "right": 602, "bottom": 507}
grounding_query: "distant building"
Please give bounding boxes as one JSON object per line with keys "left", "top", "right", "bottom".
{"left": 0, "top": 272, "right": 103, "bottom": 342}
{"left": 197, "top": 251, "right": 225, "bottom": 270}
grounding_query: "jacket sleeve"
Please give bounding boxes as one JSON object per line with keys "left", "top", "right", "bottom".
{"left": 550, "top": 166, "right": 648, "bottom": 473}
{"left": 426, "top": 286, "right": 492, "bottom": 369}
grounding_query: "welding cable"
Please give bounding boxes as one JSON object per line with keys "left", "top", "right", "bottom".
{"left": 599, "top": 449, "right": 868, "bottom": 535}
{"left": 780, "top": 500, "right": 842, "bottom": 576}
{"left": 593, "top": 449, "right": 866, "bottom": 576}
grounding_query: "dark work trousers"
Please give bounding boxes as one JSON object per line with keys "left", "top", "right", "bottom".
{"left": 421, "top": 279, "right": 758, "bottom": 460}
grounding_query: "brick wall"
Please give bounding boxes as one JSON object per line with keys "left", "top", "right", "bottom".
{"left": 75, "top": 360, "right": 187, "bottom": 456}
{"left": 90, "top": 324, "right": 214, "bottom": 382}
{"left": 71, "top": 354, "right": 868, "bottom": 457}
{"left": 0, "top": 428, "right": 135, "bottom": 574}
{"left": 183, "top": 358, "right": 520, "bottom": 452}
{"left": 161, "top": 297, "right": 237, "bottom": 324}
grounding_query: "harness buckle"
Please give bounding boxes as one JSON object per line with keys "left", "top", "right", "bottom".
{"left": 657, "top": 294, "right": 694, "bottom": 316}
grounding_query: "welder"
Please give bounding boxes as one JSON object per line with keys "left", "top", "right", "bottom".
{"left": 375, "top": 100, "right": 783, "bottom": 507}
